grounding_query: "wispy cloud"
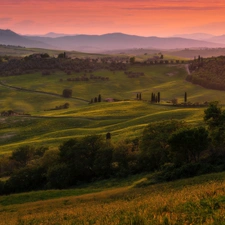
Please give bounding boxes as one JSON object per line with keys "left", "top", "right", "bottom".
{"left": 0, "top": 17, "right": 12, "bottom": 23}
{"left": 122, "top": 6, "right": 223, "bottom": 11}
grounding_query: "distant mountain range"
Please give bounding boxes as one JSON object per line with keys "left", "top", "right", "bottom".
{"left": 0, "top": 29, "right": 225, "bottom": 53}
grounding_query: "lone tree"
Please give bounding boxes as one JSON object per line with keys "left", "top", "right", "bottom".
{"left": 129, "top": 57, "right": 135, "bottom": 64}
{"left": 98, "top": 94, "right": 102, "bottom": 102}
{"left": 106, "top": 132, "right": 111, "bottom": 140}
{"left": 184, "top": 92, "right": 187, "bottom": 103}
{"left": 62, "top": 89, "right": 72, "bottom": 98}
{"left": 157, "top": 92, "right": 160, "bottom": 103}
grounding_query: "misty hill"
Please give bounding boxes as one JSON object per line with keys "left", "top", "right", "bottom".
{"left": 173, "top": 33, "right": 215, "bottom": 40}
{"left": 206, "top": 35, "right": 225, "bottom": 45}
{"left": 26, "top": 33, "right": 225, "bottom": 52}
{"left": 27, "top": 32, "right": 77, "bottom": 38}
{"left": 1, "top": 29, "right": 225, "bottom": 52}
{"left": 0, "top": 29, "right": 57, "bottom": 49}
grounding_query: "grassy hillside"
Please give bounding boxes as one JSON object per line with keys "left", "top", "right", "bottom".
{"left": 1, "top": 172, "right": 225, "bottom": 224}
{"left": 1, "top": 63, "right": 225, "bottom": 153}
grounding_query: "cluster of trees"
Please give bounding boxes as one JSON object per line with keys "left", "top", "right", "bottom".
{"left": 136, "top": 93, "right": 142, "bottom": 100}
{"left": 124, "top": 71, "right": 145, "bottom": 78}
{"left": 187, "top": 56, "right": 225, "bottom": 91}
{"left": 151, "top": 92, "right": 160, "bottom": 103}
{"left": 50, "top": 103, "right": 70, "bottom": 111}
{"left": 145, "top": 59, "right": 185, "bottom": 65}
{"left": 65, "top": 74, "right": 109, "bottom": 82}
{"left": 1, "top": 102, "right": 225, "bottom": 194}
{"left": 90, "top": 94, "right": 101, "bottom": 103}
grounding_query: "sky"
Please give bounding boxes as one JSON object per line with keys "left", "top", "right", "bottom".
{"left": 0, "top": 0, "right": 225, "bottom": 36}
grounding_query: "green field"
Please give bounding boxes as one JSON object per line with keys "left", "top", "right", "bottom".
{"left": 1, "top": 63, "right": 225, "bottom": 154}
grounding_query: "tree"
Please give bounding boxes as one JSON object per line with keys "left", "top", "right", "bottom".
{"left": 129, "top": 57, "right": 135, "bottom": 64}
{"left": 11, "top": 145, "right": 47, "bottom": 168}
{"left": 204, "top": 101, "right": 225, "bottom": 151}
{"left": 46, "top": 163, "right": 70, "bottom": 189}
{"left": 4, "top": 166, "right": 46, "bottom": 194}
{"left": 11, "top": 146, "right": 35, "bottom": 167}
{"left": 64, "top": 103, "right": 70, "bottom": 108}
{"left": 184, "top": 92, "right": 187, "bottom": 103}
{"left": 59, "top": 135, "right": 105, "bottom": 183}
{"left": 58, "top": 53, "right": 65, "bottom": 58}
{"left": 98, "top": 94, "right": 101, "bottom": 102}
{"left": 169, "top": 127, "right": 209, "bottom": 164}
{"left": 62, "top": 89, "right": 72, "bottom": 98}
{"left": 157, "top": 92, "right": 160, "bottom": 103}
{"left": 41, "top": 53, "right": 50, "bottom": 58}
{"left": 204, "top": 101, "right": 222, "bottom": 128}
{"left": 140, "top": 120, "right": 185, "bottom": 171}
{"left": 106, "top": 132, "right": 111, "bottom": 140}
{"left": 93, "top": 146, "right": 113, "bottom": 178}
{"left": 151, "top": 93, "right": 154, "bottom": 102}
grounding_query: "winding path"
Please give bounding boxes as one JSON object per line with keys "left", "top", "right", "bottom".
{"left": 0, "top": 81, "right": 89, "bottom": 103}
{"left": 185, "top": 64, "right": 191, "bottom": 75}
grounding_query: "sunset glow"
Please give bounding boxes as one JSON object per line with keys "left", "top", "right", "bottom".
{"left": 0, "top": 0, "right": 225, "bottom": 36}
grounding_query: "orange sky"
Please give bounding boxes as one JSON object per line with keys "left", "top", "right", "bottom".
{"left": 0, "top": 0, "right": 225, "bottom": 36}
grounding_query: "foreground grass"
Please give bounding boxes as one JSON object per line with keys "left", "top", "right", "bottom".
{"left": 1, "top": 172, "right": 225, "bottom": 224}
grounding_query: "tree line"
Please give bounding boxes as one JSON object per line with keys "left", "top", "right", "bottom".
{"left": 0, "top": 55, "right": 127, "bottom": 77}
{"left": 1, "top": 102, "right": 225, "bottom": 194}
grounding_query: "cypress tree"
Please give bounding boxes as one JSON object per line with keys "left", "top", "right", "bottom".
{"left": 157, "top": 92, "right": 160, "bottom": 103}
{"left": 184, "top": 92, "right": 187, "bottom": 103}
{"left": 151, "top": 93, "right": 154, "bottom": 102}
{"left": 98, "top": 94, "right": 101, "bottom": 102}
{"left": 153, "top": 93, "right": 156, "bottom": 102}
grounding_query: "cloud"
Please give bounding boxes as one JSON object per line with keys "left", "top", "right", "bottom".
{"left": 181, "top": 21, "right": 225, "bottom": 36}
{"left": 122, "top": 6, "right": 223, "bottom": 11}
{"left": 14, "top": 20, "right": 35, "bottom": 26}
{"left": 0, "top": 17, "right": 12, "bottom": 23}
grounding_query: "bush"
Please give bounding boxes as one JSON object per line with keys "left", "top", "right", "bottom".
{"left": 153, "top": 163, "right": 218, "bottom": 183}
{"left": 4, "top": 166, "right": 46, "bottom": 194}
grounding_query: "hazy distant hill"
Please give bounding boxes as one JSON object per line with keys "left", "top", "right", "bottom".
{"left": 1, "top": 29, "right": 225, "bottom": 52}
{"left": 173, "top": 33, "right": 215, "bottom": 40}
{"left": 27, "top": 32, "right": 77, "bottom": 38}
{"left": 206, "top": 35, "right": 225, "bottom": 45}
{"left": 27, "top": 32, "right": 225, "bottom": 52}
{"left": 0, "top": 29, "right": 57, "bottom": 49}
